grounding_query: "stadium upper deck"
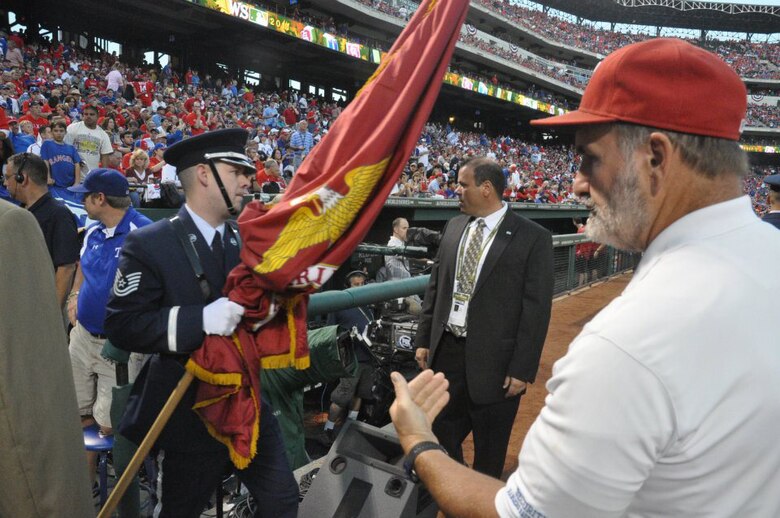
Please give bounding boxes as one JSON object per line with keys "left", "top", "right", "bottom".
{"left": 0, "top": 4, "right": 775, "bottom": 218}
{"left": 9, "top": 0, "right": 780, "bottom": 142}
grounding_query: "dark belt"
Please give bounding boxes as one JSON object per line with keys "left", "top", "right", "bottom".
{"left": 442, "top": 330, "right": 466, "bottom": 342}
{"left": 89, "top": 331, "right": 107, "bottom": 340}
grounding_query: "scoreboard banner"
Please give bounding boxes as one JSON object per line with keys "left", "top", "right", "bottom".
{"left": 443, "top": 71, "right": 566, "bottom": 115}
{"left": 187, "top": 0, "right": 386, "bottom": 64}
{"left": 741, "top": 144, "right": 780, "bottom": 153}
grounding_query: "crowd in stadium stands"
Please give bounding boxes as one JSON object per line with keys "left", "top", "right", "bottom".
{"left": 394, "top": 122, "right": 580, "bottom": 204}
{"left": 472, "top": 0, "right": 780, "bottom": 78}
{"left": 357, "top": 0, "right": 599, "bottom": 91}
{"left": 746, "top": 104, "right": 780, "bottom": 128}
{"left": 460, "top": 33, "right": 588, "bottom": 90}
{"left": 118, "top": 0, "right": 780, "bottom": 113}
{"left": 743, "top": 135, "right": 780, "bottom": 147}
{"left": 749, "top": 88, "right": 780, "bottom": 97}
{"left": 347, "top": 0, "right": 780, "bottom": 109}
{"left": 367, "top": 0, "right": 780, "bottom": 81}
{"left": 474, "top": 0, "right": 645, "bottom": 54}
{"left": 319, "top": 0, "right": 780, "bottom": 104}
{"left": 745, "top": 166, "right": 779, "bottom": 214}
{"left": 0, "top": 23, "right": 777, "bottom": 215}
{"left": 258, "top": 0, "right": 780, "bottom": 130}
{"left": 707, "top": 40, "right": 780, "bottom": 79}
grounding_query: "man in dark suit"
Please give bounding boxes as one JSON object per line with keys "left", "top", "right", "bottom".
{"left": 105, "top": 129, "right": 298, "bottom": 517}
{"left": 415, "top": 157, "right": 553, "bottom": 478}
{"left": 762, "top": 173, "right": 780, "bottom": 230}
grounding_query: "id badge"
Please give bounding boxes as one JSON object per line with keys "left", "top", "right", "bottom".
{"left": 449, "top": 292, "right": 469, "bottom": 327}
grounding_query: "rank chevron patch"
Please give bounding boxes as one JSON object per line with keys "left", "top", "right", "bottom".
{"left": 113, "top": 270, "right": 142, "bottom": 297}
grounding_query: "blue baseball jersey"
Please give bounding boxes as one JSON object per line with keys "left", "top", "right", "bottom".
{"left": 41, "top": 140, "right": 82, "bottom": 188}
{"left": 77, "top": 207, "right": 152, "bottom": 334}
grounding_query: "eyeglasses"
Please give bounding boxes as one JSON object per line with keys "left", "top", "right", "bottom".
{"left": 3, "top": 153, "right": 27, "bottom": 184}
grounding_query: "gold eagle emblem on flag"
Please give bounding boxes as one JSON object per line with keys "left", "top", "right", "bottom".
{"left": 254, "top": 157, "right": 390, "bottom": 274}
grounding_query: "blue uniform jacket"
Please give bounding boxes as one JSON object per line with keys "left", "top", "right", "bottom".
{"left": 105, "top": 206, "right": 241, "bottom": 451}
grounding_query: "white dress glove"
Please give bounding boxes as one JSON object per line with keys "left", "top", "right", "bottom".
{"left": 202, "top": 297, "right": 245, "bottom": 336}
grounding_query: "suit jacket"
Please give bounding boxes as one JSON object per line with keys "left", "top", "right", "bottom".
{"left": 416, "top": 209, "right": 553, "bottom": 405}
{"left": 0, "top": 200, "right": 94, "bottom": 517}
{"left": 105, "top": 206, "right": 241, "bottom": 451}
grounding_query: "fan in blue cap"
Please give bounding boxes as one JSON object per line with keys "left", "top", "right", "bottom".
{"left": 68, "top": 168, "right": 130, "bottom": 197}
{"left": 163, "top": 129, "right": 254, "bottom": 216}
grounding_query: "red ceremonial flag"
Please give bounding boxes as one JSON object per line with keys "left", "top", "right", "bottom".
{"left": 185, "top": 0, "right": 470, "bottom": 468}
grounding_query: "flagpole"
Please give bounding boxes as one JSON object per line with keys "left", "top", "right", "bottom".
{"left": 98, "top": 371, "right": 194, "bottom": 518}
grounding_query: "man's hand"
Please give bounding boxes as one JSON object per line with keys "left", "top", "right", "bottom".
{"left": 389, "top": 370, "right": 449, "bottom": 452}
{"left": 415, "top": 348, "right": 429, "bottom": 370}
{"left": 503, "top": 376, "right": 527, "bottom": 398}
{"left": 202, "top": 297, "right": 244, "bottom": 335}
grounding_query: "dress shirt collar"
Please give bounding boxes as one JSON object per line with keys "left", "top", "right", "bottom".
{"left": 636, "top": 195, "right": 755, "bottom": 278}
{"left": 473, "top": 202, "right": 508, "bottom": 232}
{"left": 184, "top": 203, "right": 225, "bottom": 247}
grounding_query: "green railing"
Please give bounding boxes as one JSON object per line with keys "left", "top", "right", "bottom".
{"left": 551, "top": 234, "right": 640, "bottom": 295}
{"left": 308, "top": 234, "right": 639, "bottom": 314}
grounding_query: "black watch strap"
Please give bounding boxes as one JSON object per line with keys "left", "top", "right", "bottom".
{"left": 403, "top": 441, "right": 447, "bottom": 481}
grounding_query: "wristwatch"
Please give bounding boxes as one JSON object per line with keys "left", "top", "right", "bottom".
{"left": 403, "top": 441, "right": 448, "bottom": 482}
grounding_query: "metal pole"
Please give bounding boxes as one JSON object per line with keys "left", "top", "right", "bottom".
{"left": 98, "top": 372, "right": 195, "bottom": 518}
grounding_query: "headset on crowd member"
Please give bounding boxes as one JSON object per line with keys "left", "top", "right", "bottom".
{"left": 13, "top": 152, "right": 29, "bottom": 183}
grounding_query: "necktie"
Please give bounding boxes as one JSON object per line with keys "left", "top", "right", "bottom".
{"left": 458, "top": 219, "right": 486, "bottom": 294}
{"left": 212, "top": 230, "right": 225, "bottom": 274}
{"left": 451, "top": 219, "right": 486, "bottom": 336}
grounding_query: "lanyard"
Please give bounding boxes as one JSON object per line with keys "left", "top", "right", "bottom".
{"left": 455, "top": 213, "right": 505, "bottom": 289}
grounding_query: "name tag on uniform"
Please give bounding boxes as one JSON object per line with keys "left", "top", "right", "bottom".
{"left": 449, "top": 291, "right": 469, "bottom": 327}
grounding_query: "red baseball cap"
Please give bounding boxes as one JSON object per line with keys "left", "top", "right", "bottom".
{"left": 531, "top": 38, "right": 746, "bottom": 141}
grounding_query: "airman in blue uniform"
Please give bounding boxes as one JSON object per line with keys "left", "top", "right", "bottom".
{"left": 105, "top": 129, "right": 299, "bottom": 518}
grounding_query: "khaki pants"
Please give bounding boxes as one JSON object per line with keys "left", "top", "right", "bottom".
{"left": 69, "top": 322, "right": 143, "bottom": 428}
